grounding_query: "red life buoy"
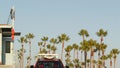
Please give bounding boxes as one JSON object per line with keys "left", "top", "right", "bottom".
{"left": 11, "top": 28, "right": 15, "bottom": 40}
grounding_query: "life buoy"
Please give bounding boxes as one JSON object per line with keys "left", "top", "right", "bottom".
{"left": 11, "top": 28, "right": 15, "bottom": 41}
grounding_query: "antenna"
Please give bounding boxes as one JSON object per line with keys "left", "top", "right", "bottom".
{"left": 7, "top": 15, "right": 10, "bottom": 24}
{"left": 6, "top": 0, "right": 15, "bottom": 25}
{"left": 10, "top": 6, "right": 15, "bottom": 28}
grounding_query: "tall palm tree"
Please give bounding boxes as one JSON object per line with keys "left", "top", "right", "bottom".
{"left": 25, "top": 33, "right": 34, "bottom": 68}
{"left": 95, "top": 43, "right": 102, "bottom": 68}
{"left": 101, "top": 55, "right": 108, "bottom": 68}
{"left": 80, "top": 40, "right": 90, "bottom": 68}
{"left": 86, "top": 59, "right": 90, "bottom": 68}
{"left": 46, "top": 44, "right": 51, "bottom": 54}
{"left": 110, "top": 49, "right": 120, "bottom": 68}
{"left": 101, "top": 43, "right": 107, "bottom": 68}
{"left": 88, "top": 39, "right": 96, "bottom": 68}
{"left": 96, "top": 29, "right": 107, "bottom": 44}
{"left": 58, "top": 33, "right": 70, "bottom": 61}
{"left": 97, "top": 60, "right": 102, "bottom": 68}
{"left": 51, "top": 45, "right": 57, "bottom": 54}
{"left": 41, "top": 36, "right": 48, "bottom": 47}
{"left": 73, "top": 58, "right": 79, "bottom": 68}
{"left": 26, "top": 56, "right": 31, "bottom": 68}
{"left": 50, "top": 38, "right": 57, "bottom": 46}
{"left": 65, "top": 45, "right": 72, "bottom": 66}
{"left": 17, "top": 49, "right": 23, "bottom": 68}
{"left": 41, "top": 48, "right": 47, "bottom": 54}
{"left": 81, "top": 62, "right": 85, "bottom": 68}
{"left": 107, "top": 53, "right": 113, "bottom": 68}
{"left": 78, "top": 29, "right": 89, "bottom": 68}
{"left": 96, "top": 28, "right": 107, "bottom": 68}
{"left": 92, "top": 60, "right": 97, "bottom": 68}
{"left": 72, "top": 43, "right": 79, "bottom": 59}
{"left": 69, "top": 62, "right": 74, "bottom": 68}
{"left": 38, "top": 42, "right": 43, "bottom": 53}
{"left": 50, "top": 38, "right": 58, "bottom": 54}
{"left": 79, "top": 46, "right": 83, "bottom": 65}
{"left": 18, "top": 36, "right": 27, "bottom": 68}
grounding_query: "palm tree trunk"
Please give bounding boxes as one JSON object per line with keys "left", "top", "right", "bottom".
{"left": 114, "top": 58, "right": 116, "bottom": 68}
{"left": 74, "top": 49, "right": 75, "bottom": 58}
{"left": 98, "top": 50, "right": 100, "bottom": 68}
{"left": 22, "top": 44, "right": 24, "bottom": 68}
{"left": 49, "top": 49, "right": 51, "bottom": 54}
{"left": 91, "top": 50, "right": 94, "bottom": 68}
{"left": 90, "top": 49, "right": 92, "bottom": 68}
{"left": 44, "top": 41, "right": 46, "bottom": 47}
{"left": 110, "top": 59, "right": 112, "bottom": 68}
{"left": 40, "top": 47, "right": 41, "bottom": 53}
{"left": 77, "top": 50, "right": 78, "bottom": 59}
{"left": 102, "top": 50, "right": 105, "bottom": 68}
{"left": 19, "top": 60, "right": 21, "bottom": 68}
{"left": 29, "top": 41, "right": 31, "bottom": 68}
{"left": 81, "top": 51, "right": 83, "bottom": 65}
{"left": 61, "top": 42, "right": 64, "bottom": 61}
{"left": 87, "top": 63, "right": 89, "bottom": 68}
{"left": 101, "top": 36, "right": 103, "bottom": 43}
{"left": 82, "top": 35, "right": 87, "bottom": 68}
{"left": 85, "top": 51, "right": 87, "bottom": 68}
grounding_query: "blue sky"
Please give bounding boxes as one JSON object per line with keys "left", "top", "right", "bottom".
{"left": 1, "top": 0, "right": 120, "bottom": 67}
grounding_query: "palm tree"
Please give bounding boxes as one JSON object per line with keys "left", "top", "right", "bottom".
{"left": 97, "top": 60, "right": 102, "bottom": 68}
{"left": 88, "top": 39, "right": 96, "bottom": 68}
{"left": 18, "top": 36, "right": 27, "bottom": 68}
{"left": 78, "top": 29, "right": 89, "bottom": 68}
{"left": 69, "top": 62, "right": 74, "bottom": 68}
{"left": 50, "top": 38, "right": 57, "bottom": 46}
{"left": 86, "top": 59, "right": 90, "bottom": 68}
{"left": 96, "top": 28, "right": 107, "bottom": 68}
{"left": 58, "top": 33, "right": 70, "bottom": 61}
{"left": 41, "top": 48, "right": 47, "bottom": 54}
{"left": 26, "top": 56, "right": 31, "bottom": 68}
{"left": 107, "top": 53, "right": 113, "bottom": 68}
{"left": 81, "top": 62, "right": 85, "bottom": 68}
{"left": 95, "top": 43, "right": 102, "bottom": 68}
{"left": 25, "top": 33, "right": 34, "bottom": 68}
{"left": 110, "top": 49, "right": 120, "bottom": 68}
{"left": 46, "top": 44, "right": 51, "bottom": 54}
{"left": 65, "top": 45, "right": 72, "bottom": 66}
{"left": 72, "top": 43, "right": 79, "bottom": 59}
{"left": 34, "top": 56, "right": 38, "bottom": 61}
{"left": 80, "top": 40, "right": 90, "bottom": 68}
{"left": 79, "top": 46, "right": 83, "bottom": 65}
{"left": 101, "top": 55, "right": 108, "bottom": 68}
{"left": 92, "top": 60, "right": 97, "bottom": 68}
{"left": 51, "top": 45, "right": 57, "bottom": 54}
{"left": 96, "top": 29, "right": 107, "bottom": 44}
{"left": 17, "top": 49, "right": 23, "bottom": 68}
{"left": 101, "top": 43, "right": 107, "bottom": 68}
{"left": 38, "top": 42, "right": 43, "bottom": 53}
{"left": 41, "top": 36, "right": 48, "bottom": 47}
{"left": 73, "top": 58, "right": 79, "bottom": 68}
{"left": 50, "top": 38, "right": 58, "bottom": 54}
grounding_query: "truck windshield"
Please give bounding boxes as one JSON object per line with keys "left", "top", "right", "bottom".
{"left": 36, "top": 61, "right": 63, "bottom": 68}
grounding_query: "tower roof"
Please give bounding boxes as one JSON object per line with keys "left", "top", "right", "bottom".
{"left": 0, "top": 24, "right": 20, "bottom": 37}
{"left": 0, "top": 24, "right": 12, "bottom": 28}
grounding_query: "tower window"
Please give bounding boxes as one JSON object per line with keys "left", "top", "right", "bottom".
{"left": 6, "top": 41, "right": 11, "bottom": 53}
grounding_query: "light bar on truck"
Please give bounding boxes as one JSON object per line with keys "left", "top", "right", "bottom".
{"left": 38, "top": 54, "right": 59, "bottom": 59}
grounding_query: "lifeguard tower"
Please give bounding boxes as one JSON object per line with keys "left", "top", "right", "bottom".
{"left": 0, "top": 7, "right": 20, "bottom": 68}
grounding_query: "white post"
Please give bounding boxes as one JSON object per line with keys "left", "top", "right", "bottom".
{"left": 0, "top": 29, "right": 2, "bottom": 64}
{"left": 11, "top": 19, "right": 15, "bottom": 29}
